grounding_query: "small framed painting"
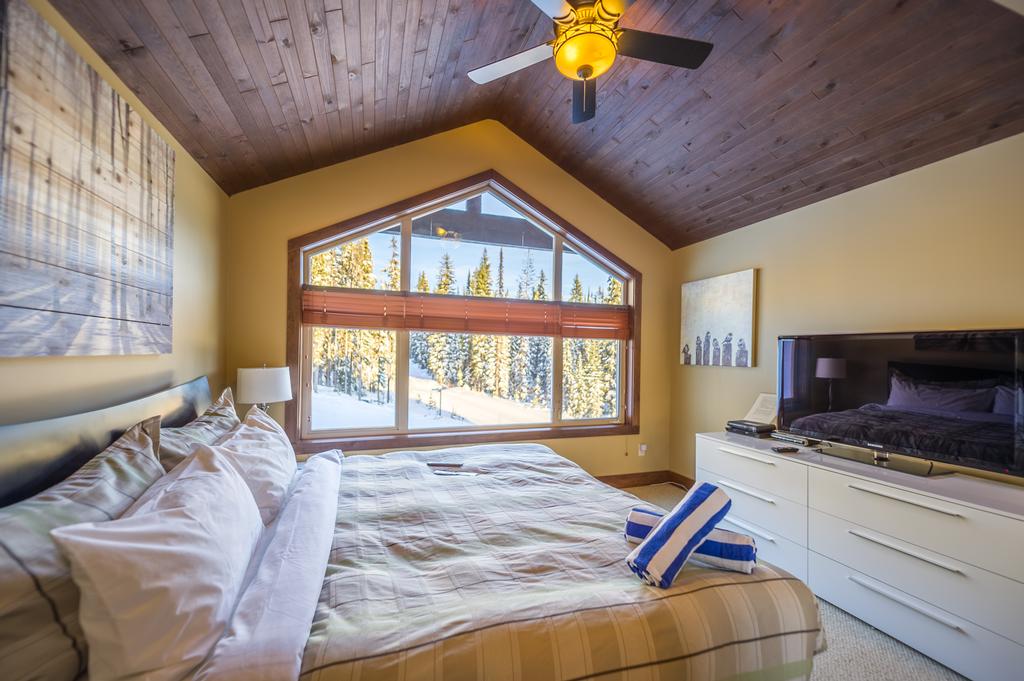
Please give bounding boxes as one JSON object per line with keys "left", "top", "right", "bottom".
{"left": 680, "top": 269, "right": 756, "bottom": 367}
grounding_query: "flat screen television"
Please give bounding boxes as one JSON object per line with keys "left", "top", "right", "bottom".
{"left": 777, "top": 330, "right": 1024, "bottom": 478}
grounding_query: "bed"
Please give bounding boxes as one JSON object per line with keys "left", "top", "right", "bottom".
{"left": 791, "top": 403, "right": 1014, "bottom": 465}
{"left": 0, "top": 377, "right": 823, "bottom": 681}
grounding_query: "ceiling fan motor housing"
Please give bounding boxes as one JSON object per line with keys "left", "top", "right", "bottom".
{"left": 552, "top": 3, "right": 621, "bottom": 81}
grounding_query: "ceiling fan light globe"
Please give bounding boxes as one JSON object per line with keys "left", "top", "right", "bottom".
{"left": 554, "top": 26, "right": 617, "bottom": 80}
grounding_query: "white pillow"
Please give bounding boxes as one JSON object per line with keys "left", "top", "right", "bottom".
{"left": 194, "top": 452, "right": 343, "bottom": 681}
{"left": 51, "top": 447, "right": 263, "bottom": 681}
{"left": 213, "top": 406, "right": 298, "bottom": 524}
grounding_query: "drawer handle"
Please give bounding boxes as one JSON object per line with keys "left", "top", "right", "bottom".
{"left": 723, "top": 518, "right": 776, "bottom": 544}
{"left": 847, "top": 529, "right": 965, "bottom": 576}
{"left": 847, "top": 574, "right": 965, "bottom": 632}
{"left": 717, "top": 480, "right": 776, "bottom": 505}
{"left": 717, "top": 447, "right": 776, "bottom": 466}
{"left": 847, "top": 484, "right": 963, "bottom": 518}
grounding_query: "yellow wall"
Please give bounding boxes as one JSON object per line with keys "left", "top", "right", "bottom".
{"left": 225, "top": 120, "right": 675, "bottom": 476}
{"left": 0, "top": 0, "right": 228, "bottom": 424}
{"left": 669, "top": 133, "right": 1024, "bottom": 477}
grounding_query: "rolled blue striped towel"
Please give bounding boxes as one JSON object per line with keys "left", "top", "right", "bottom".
{"left": 625, "top": 482, "right": 732, "bottom": 588}
{"left": 625, "top": 507, "right": 757, "bottom": 574}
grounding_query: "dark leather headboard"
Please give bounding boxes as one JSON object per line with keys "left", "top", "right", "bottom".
{"left": 0, "top": 376, "right": 212, "bottom": 507}
{"left": 889, "top": 361, "right": 1011, "bottom": 384}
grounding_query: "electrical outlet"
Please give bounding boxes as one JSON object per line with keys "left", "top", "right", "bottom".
{"left": 639, "top": 443, "right": 648, "bottom": 457}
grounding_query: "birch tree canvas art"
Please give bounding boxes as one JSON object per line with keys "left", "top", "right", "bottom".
{"left": 680, "top": 269, "right": 756, "bottom": 368}
{"left": 0, "top": 0, "right": 174, "bottom": 356}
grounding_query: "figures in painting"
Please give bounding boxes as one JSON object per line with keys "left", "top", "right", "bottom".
{"left": 736, "top": 338, "right": 749, "bottom": 368}
{"left": 684, "top": 331, "right": 750, "bottom": 367}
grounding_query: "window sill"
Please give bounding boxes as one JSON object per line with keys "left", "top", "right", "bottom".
{"left": 293, "top": 423, "right": 640, "bottom": 454}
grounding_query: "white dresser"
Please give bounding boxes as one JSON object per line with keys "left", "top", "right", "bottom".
{"left": 695, "top": 432, "right": 1024, "bottom": 681}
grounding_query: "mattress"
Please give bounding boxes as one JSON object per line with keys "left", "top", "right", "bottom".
{"left": 299, "top": 444, "right": 823, "bottom": 681}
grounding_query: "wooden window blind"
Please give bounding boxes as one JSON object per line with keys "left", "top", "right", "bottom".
{"left": 301, "top": 287, "right": 631, "bottom": 340}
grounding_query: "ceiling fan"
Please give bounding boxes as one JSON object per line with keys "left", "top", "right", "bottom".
{"left": 467, "top": 0, "right": 714, "bottom": 124}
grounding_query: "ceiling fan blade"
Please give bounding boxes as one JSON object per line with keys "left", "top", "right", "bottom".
{"left": 617, "top": 29, "right": 714, "bottom": 69}
{"left": 468, "top": 44, "right": 552, "bottom": 84}
{"left": 572, "top": 78, "right": 596, "bottom": 124}
{"left": 529, "top": 0, "right": 574, "bottom": 20}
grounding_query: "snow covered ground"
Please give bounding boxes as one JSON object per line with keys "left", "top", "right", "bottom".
{"left": 310, "top": 391, "right": 399, "bottom": 430}
{"left": 407, "top": 375, "right": 549, "bottom": 428}
{"left": 311, "top": 374, "right": 550, "bottom": 431}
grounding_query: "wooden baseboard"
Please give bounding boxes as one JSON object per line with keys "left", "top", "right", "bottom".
{"left": 668, "top": 471, "right": 695, "bottom": 488}
{"left": 598, "top": 470, "right": 695, "bottom": 489}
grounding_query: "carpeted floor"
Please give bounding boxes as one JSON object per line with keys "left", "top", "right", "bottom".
{"left": 624, "top": 483, "right": 967, "bottom": 681}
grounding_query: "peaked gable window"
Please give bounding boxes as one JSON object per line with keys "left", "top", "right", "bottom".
{"left": 286, "top": 172, "right": 640, "bottom": 451}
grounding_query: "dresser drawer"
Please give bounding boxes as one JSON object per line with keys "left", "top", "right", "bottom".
{"left": 809, "top": 552, "right": 1024, "bottom": 681}
{"left": 809, "top": 509, "right": 1024, "bottom": 645}
{"left": 717, "top": 515, "right": 807, "bottom": 582}
{"left": 697, "top": 468, "right": 807, "bottom": 545}
{"left": 809, "top": 467, "right": 1024, "bottom": 583}
{"left": 696, "top": 437, "right": 807, "bottom": 505}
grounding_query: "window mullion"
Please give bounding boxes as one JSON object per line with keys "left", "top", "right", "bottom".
{"left": 396, "top": 330, "right": 409, "bottom": 432}
{"left": 397, "top": 217, "right": 412, "bottom": 432}
{"left": 552, "top": 333, "right": 563, "bottom": 425}
{"left": 553, "top": 236, "right": 563, "bottom": 302}
{"left": 400, "top": 217, "right": 412, "bottom": 292}
{"left": 552, "top": 236, "right": 563, "bottom": 424}
{"left": 300, "top": 326, "right": 313, "bottom": 438}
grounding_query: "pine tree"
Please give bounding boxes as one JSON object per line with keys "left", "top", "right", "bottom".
{"left": 562, "top": 276, "right": 625, "bottom": 418}
{"left": 508, "top": 253, "right": 536, "bottom": 402}
{"left": 569, "top": 274, "right": 584, "bottom": 303}
{"left": 436, "top": 253, "right": 455, "bottom": 294}
{"left": 561, "top": 274, "right": 585, "bottom": 416}
{"left": 508, "top": 335, "right": 527, "bottom": 401}
{"left": 496, "top": 249, "right": 507, "bottom": 298}
{"left": 372, "top": 237, "right": 401, "bottom": 401}
{"left": 600, "top": 276, "right": 625, "bottom": 415}
{"left": 493, "top": 248, "right": 510, "bottom": 397}
{"left": 427, "top": 254, "right": 456, "bottom": 384}
{"left": 384, "top": 236, "right": 400, "bottom": 291}
{"left": 410, "top": 272, "right": 430, "bottom": 368}
{"left": 345, "top": 239, "right": 379, "bottom": 400}
{"left": 605, "top": 276, "right": 624, "bottom": 305}
{"left": 526, "top": 271, "right": 551, "bottom": 406}
{"left": 517, "top": 252, "right": 536, "bottom": 299}
{"left": 416, "top": 271, "right": 431, "bottom": 292}
{"left": 533, "top": 270, "right": 548, "bottom": 302}
{"left": 468, "top": 250, "right": 496, "bottom": 393}
{"left": 308, "top": 247, "right": 344, "bottom": 391}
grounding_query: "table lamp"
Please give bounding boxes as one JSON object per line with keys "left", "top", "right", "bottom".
{"left": 237, "top": 366, "right": 292, "bottom": 411}
{"left": 815, "top": 358, "right": 846, "bottom": 412}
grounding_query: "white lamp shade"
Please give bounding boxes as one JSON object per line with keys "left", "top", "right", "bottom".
{"left": 237, "top": 367, "right": 292, "bottom": 405}
{"left": 815, "top": 357, "right": 847, "bottom": 380}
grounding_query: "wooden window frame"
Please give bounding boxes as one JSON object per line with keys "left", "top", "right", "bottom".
{"left": 285, "top": 171, "right": 641, "bottom": 453}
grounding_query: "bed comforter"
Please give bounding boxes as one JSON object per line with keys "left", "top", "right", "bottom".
{"left": 298, "top": 444, "right": 823, "bottom": 681}
{"left": 790, "top": 403, "right": 1016, "bottom": 470}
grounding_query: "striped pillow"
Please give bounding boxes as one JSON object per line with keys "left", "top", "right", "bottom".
{"left": 626, "top": 482, "right": 732, "bottom": 588}
{"left": 158, "top": 387, "right": 240, "bottom": 472}
{"left": 0, "top": 416, "right": 164, "bottom": 681}
{"left": 624, "top": 507, "right": 757, "bottom": 574}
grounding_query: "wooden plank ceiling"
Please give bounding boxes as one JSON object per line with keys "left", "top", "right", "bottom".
{"left": 50, "top": 0, "right": 1024, "bottom": 248}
